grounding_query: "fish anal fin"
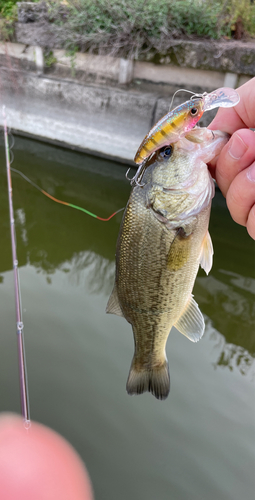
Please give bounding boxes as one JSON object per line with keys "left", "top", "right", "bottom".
{"left": 174, "top": 296, "right": 205, "bottom": 342}
{"left": 106, "top": 285, "right": 123, "bottom": 317}
{"left": 200, "top": 230, "right": 213, "bottom": 275}
{"left": 126, "top": 359, "right": 170, "bottom": 400}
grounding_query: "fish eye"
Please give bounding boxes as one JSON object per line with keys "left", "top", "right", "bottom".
{"left": 160, "top": 145, "right": 173, "bottom": 159}
{"left": 190, "top": 107, "right": 198, "bottom": 116}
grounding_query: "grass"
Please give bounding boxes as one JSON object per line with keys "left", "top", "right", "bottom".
{"left": 0, "top": 1, "right": 19, "bottom": 17}
{"left": 0, "top": 0, "right": 254, "bottom": 55}
{"left": 46, "top": 0, "right": 255, "bottom": 57}
{"left": 0, "top": 0, "right": 37, "bottom": 40}
{"left": 0, "top": 0, "right": 18, "bottom": 40}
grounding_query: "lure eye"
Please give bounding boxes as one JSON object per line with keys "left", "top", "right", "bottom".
{"left": 160, "top": 145, "right": 173, "bottom": 159}
{"left": 190, "top": 107, "right": 198, "bottom": 116}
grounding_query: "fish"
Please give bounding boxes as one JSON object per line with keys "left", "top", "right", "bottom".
{"left": 107, "top": 127, "right": 229, "bottom": 400}
{"left": 134, "top": 87, "right": 239, "bottom": 165}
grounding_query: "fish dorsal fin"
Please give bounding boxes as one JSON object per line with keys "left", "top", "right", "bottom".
{"left": 199, "top": 230, "right": 213, "bottom": 275}
{"left": 174, "top": 296, "right": 205, "bottom": 342}
{"left": 106, "top": 284, "right": 124, "bottom": 317}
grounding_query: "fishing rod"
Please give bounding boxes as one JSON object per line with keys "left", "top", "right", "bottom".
{"left": 2, "top": 106, "right": 30, "bottom": 427}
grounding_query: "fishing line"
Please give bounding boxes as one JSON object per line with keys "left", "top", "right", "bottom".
{"left": 10, "top": 167, "right": 124, "bottom": 221}
{"left": 2, "top": 106, "right": 31, "bottom": 428}
{"left": 5, "top": 121, "right": 124, "bottom": 222}
{"left": 168, "top": 88, "right": 205, "bottom": 112}
{"left": 7, "top": 128, "right": 15, "bottom": 150}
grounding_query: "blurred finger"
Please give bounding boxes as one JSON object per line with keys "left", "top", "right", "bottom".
{"left": 226, "top": 162, "right": 255, "bottom": 239}
{"left": 208, "top": 129, "right": 255, "bottom": 197}
{"left": 0, "top": 413, "right": 94, "bottom": 500}
{"left": 247, "top": 204, "right": 255, "bottom": 240}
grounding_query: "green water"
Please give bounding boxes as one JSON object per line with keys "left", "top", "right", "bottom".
{"left": 0, "top": 135, "right": 254, "bottom": 500}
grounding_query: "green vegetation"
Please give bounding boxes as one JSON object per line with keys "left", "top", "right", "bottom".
{"left": 0, "top": 0, "right": 17, "bottom": 40}
{"left": 0, "top": 0, "right": 39, "bottom": 40}
{"left": 0, "top": 1, "right": 19, "bottom": 17}
{"left": 47, "top": 0, "right": 255, "bottom": 57}
{"left": 0, "top": 0, "right": 254, "bottom": 53}
{"left": 44, "top": 49, "right": 57, "bottom": 67}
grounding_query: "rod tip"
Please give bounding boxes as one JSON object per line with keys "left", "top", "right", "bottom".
{"left": 24, "top": 419, "right": 31, "bottom": 430}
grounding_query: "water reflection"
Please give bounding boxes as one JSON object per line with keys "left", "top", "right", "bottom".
{"left": 205, "top": 318, "right": 254, "bottom": 378}
{"left": 0, "top": 134, "right": 254, "bottom": 372}
{"left": 1, "top": 134, "right": 255, "bottom": 500}
{"left": 219, "top": 269, "right": 255, "bottom": 295}
{"left": 59, "top": 251, "right": 115, "bottom": 295}
{"left": 215, "top": 342, "right": 253, "bottom": 377}
{"left": 196, "top": 273, "right": 255, "bottom": 355}
{"left": 0, "top": 134, "right": 130, "bottom": 273}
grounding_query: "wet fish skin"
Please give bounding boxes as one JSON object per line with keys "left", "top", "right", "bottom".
{"left": 107, "top": 128, "right": 229, "bottom": 400}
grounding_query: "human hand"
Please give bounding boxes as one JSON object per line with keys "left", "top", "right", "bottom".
{"left": 208, "top": 77, "right": 255, "bottom": 239}
{"left": 0, "top": 413, "right": 94, "bottom": 500}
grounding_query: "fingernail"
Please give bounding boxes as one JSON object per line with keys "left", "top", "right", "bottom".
{"left": 228, "top": 134, "right": 248, "bottom": 160}
{"left": 247, "top": 162, "right": 255, "bottom": 182}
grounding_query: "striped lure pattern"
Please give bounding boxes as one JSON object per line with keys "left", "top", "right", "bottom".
{"left": 134, "top": 98, "right": 204, "bottom": 164}
{"left": 134, "top": 86, "right": 240, "bottom": 165}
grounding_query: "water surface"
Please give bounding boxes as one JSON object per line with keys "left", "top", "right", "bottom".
{"left": 0, "top": 135, "right": 254, "bottom": 500}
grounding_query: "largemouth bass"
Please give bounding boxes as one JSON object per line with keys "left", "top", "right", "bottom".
{"left": 107, "top": 128, "right": 229, "bottom": 400}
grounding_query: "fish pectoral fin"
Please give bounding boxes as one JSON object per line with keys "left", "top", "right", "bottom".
{"left": 174, "top": 296, "right": 205, "bottom": 342}
{"left": 167, "top": 228, "right": 192, "bottom": 271}
{"left": 199, "top": 230, "right": 213, "bottom": 275}
{"left": 106, "top": 285, "right": 124, "bottom": 317}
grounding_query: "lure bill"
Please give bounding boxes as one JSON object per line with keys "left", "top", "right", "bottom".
{"left": 134, "top": 87, "right": 240, "bottom": 164}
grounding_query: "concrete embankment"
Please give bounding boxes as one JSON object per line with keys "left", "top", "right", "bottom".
{"left": 0, "top": 40, "right": 254, "bottom": 163}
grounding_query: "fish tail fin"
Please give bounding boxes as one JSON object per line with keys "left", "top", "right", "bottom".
{"left": 126, "top": 359, "right": 170, "bottom": 400}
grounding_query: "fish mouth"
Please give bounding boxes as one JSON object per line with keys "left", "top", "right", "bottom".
{"left": 176, "top": 128, "right": 230, "bottom": 152}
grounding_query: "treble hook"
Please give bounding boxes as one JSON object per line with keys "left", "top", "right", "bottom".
{"left": 125, "top": 161, "right": 147, "bottom": 187}
{"left": 125, "top": 168, "right": 132, "bottom": 181}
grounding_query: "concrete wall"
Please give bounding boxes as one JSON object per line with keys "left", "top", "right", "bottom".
{"left": 0, "top": 41, "right": 253, "bottom": 162}
{"left": 0, "top": 44, "right": 154, "bottom": 161}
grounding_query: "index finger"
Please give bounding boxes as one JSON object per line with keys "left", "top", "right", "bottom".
{"left": 208, "top": 77, "right": 255, "bottom": 133}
